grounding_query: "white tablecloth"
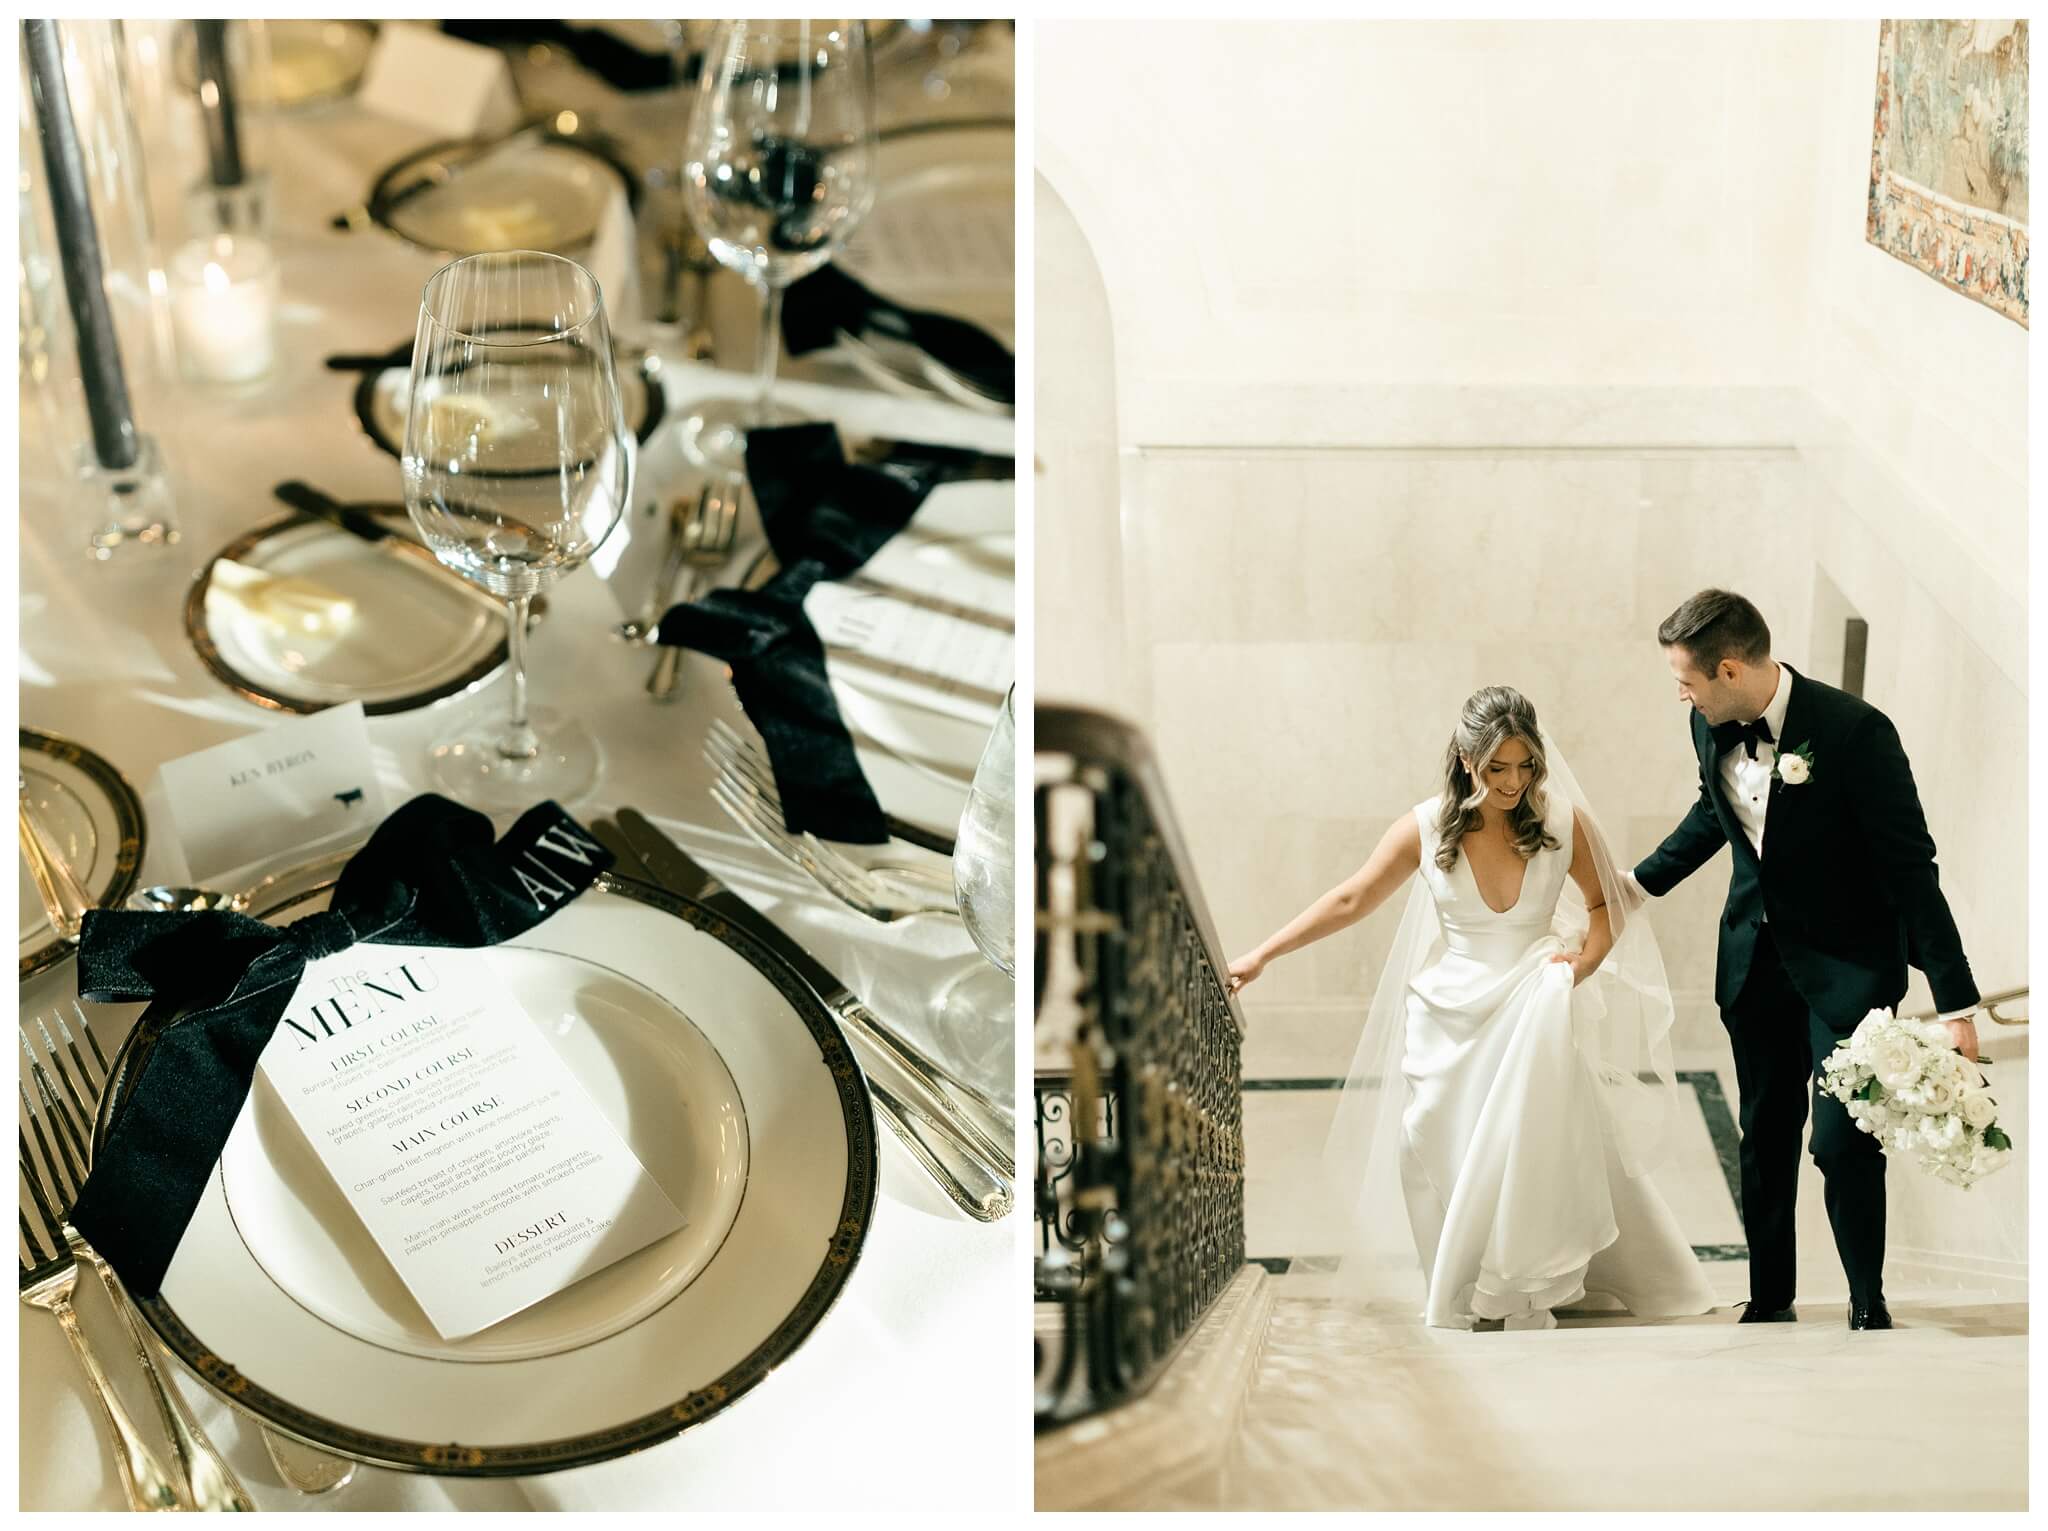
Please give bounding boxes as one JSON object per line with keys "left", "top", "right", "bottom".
{"left": 19, "top": 82, "right": 1016, "bottom": 1514}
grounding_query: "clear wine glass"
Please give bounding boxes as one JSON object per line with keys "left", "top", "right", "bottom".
{"left": 935, "top": 686, "right": 1015, "bottom": 1088}
{"left": 955, "top": 684, "right": 1016, "bottom": 976}
{"left": 677, "top": 19, "right": 877, "bottom": 474}
{"left": 400, "top": 250, "right": 632, "bottom": 812}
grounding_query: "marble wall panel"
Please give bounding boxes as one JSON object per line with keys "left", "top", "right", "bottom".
{"left": 1110, "top": 440, "right": 2022, "bottom": 1265}
{"left": 1035, "top": 177, "right": 1140, "bottom": 716}
{"left": 1135, "top": 447, "right": 1835, "bottom": 1069}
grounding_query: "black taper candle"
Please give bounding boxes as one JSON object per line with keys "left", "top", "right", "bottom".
{"left": 23, "top": 18, "right": 140, "bottom": 472}
{"left": 193, "top": 19, "right": 244, "bottom": 188}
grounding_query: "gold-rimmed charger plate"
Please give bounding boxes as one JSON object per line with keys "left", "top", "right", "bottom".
{"left": 18, "top": 729, "right": 145, "bottom": 979}
{"left": 352, "top": 344, "right": 667, "bottom": 468}
{"left": 89, "top": 865, "right": 878, "bottom": 1475}
{"left": 186, "top": 510, "right": 512, "bottom": 717}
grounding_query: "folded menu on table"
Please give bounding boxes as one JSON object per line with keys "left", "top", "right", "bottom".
{"left": 68, "top": 796, "right": 644, "bottom": 1308}
{"left": 255, "top": 943, "right": 685, "bottom": 1340}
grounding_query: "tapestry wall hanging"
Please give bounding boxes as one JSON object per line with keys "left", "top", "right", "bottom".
{"left": 1867, "top": 20, "right": 2029, "bottom": 327}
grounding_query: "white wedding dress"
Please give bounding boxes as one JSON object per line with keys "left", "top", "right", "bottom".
{"left": 1321, "top": 760, "right": 1718, "bottom": 1330}
{"left": 1396, "top": 792, "right": 1716, "bottom": 1328}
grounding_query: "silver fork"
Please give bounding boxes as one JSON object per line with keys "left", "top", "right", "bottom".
{"left": 23, "top": 1008, "right": 258, "bottom": 1512}
{"left": 20, "top": 1083, "right": 183, "bottom": 1510}
{"left": 709, "top": 764, "right": 963, "bottom": 922}
{"left": 615, "top": 492, "right": 699, "bottom": 643}
{"left": 649, "top": 476, "right": 744, "bottom": 701}
{"left": 707, "top": 716, "right": 956, "bottom": 856}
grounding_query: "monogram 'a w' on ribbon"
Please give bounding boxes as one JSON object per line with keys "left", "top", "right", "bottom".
{"left": 68, "top": 794, "right": 612, "bottom": 1296}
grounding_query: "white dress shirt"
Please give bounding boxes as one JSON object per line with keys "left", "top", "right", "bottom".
{"left": 1720, "top": 662, "right": 1792, "bottom": 857}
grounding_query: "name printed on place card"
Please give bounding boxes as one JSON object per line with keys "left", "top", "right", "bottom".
{"left": 158, "top": 702, "right": 386, "bottom": 887}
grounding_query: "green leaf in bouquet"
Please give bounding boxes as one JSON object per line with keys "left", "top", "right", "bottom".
{"left": 1856, "top": 1078, "right": 1886, "bottom": 1102}
{"left": 1983, "top": 1125, "right": 2013, "bottom": 1151}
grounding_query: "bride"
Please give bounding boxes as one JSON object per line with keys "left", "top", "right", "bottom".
{"left": 1227, "top": 686, "right": 1716, "bottom": 1330}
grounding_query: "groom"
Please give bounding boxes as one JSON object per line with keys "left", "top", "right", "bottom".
{"left": 1628, "top": 589, "right": 1980, "bottom": 1330}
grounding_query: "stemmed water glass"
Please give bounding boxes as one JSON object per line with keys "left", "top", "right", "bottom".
{"left": 937, "top": 686, "right": 1015, "bottom": 1082}
{"left": 955, "top": 685, "right": 1016, "bottom": 976}
{"left": 400, "top": 250, "right": 632, "bottom": 812}
{"left": 677, "top": 19, "right": 878, "bottom": 474}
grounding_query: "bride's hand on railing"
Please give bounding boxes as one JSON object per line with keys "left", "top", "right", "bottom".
{"left": 1226, "top": 952, "right": 1264, "bottom": 993}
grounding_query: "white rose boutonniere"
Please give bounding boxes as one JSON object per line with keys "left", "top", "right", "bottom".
{"left": 1775, "top": 742, "right": 1815, "bottom": 785}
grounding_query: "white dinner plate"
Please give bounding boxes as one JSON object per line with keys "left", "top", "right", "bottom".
{"left": 380, "top": 140, "right": 624, "bottom": 257}
{"left": 93, "top": 869, "right": 877, "bottom": 1474}
{"left": 839, "top": 120, "right": 1015, "bottom": 343}
{"left": 174, "top": 19, "right": 374, "bottom": 109}
{"left": 834, "top": 120, "right": 1014, "bottom": 407}
{"left": 354, "top": 345, "right": 667, "bottom": 468}
{"left": 18, "top": 730, "right": 145, "bottom": 977}
{"left": 744, "top": 483, "right": 1014, "bottom": 828}
{"left": 187, "top": 512, "right": 508, "bottom": 716}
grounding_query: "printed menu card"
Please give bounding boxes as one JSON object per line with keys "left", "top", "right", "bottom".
{"left": 256, "top": 943, "right": 685, "bottom": 1340}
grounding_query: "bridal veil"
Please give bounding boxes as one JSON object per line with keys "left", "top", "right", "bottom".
{"left": 1316, "top": 732, "right": 1682, "bottom": 1307}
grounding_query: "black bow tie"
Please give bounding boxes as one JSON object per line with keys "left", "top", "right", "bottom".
{"left": 1714, "top": 716, "right": 1776, "bottom": 759}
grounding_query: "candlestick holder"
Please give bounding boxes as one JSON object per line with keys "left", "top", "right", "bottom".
{"left": 185, "top": 169, "right": 271, "bottom": 241}
{"left": 171, "top": 178, "right": 278, "bottom": 386}
{"left": 76, "top": 434, "right": 178, "bottom": 559}
{"left": 21, "top": 18, "right": 181, "bottom": 557}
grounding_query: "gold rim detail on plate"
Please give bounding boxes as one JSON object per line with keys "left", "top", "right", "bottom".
{"left": 18, "top": 728, "right": 146, "bottom": 980}
{"left": 97, "top": 871, "right": 879, "bottom": 1476}
{"left": 184, "top": 509, "right": 511, "bottom": 717}
{"left": 350, "top": 344, "right": 667, "bottom": 467}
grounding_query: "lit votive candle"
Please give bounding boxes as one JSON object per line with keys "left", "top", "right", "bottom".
{"left": 169, "top": 233, "right": 277, "bottom": 384}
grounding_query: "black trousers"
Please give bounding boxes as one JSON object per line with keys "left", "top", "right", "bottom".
{"left": 1722, "top": 926, "right": 1887, "bottom": 1308}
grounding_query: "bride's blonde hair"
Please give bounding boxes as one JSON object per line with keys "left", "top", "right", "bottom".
{"left": 1432, "top": 686, "right": 1560, "bottom": 872}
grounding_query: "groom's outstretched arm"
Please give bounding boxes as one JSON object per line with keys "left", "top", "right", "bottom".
{"left": 1850, "top": 709, "right": 1979, "bottom": 1015}
{"left": 1633, "top": 776, "right": 1726, "bottom": 897}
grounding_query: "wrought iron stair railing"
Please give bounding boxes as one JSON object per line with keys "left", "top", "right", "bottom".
{"left": 1034, "top": 705, "right": 1247, "bottom": 1429}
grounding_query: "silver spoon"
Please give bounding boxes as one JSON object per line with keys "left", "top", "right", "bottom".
{"left": 129, "top": 885, "right": 251, "bottom": 914}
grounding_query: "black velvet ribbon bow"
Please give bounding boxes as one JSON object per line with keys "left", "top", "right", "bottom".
{"left": 68, "top": 795, "right": 613, "bottom": 1297}
{"left": 655, "top": 423, "right": 944, "bottom": 844}
{"left": 783, "top": 264, "right": 1016, "bottom": 407}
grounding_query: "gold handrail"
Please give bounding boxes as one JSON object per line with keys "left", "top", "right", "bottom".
{"left": 1904, "top": 985, "right": 2028, "bottom": 1026}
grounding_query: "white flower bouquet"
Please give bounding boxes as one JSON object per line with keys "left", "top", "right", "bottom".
{"left": 1819, "top": 1009, "right": 2015, "bottom": 1188}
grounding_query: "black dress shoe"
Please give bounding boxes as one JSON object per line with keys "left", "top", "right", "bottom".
{"left": 1848, "top": 1301, "right": 1893, "bottom": 1330}
{"left": 1738, "top": 1302, "right": 1797, "bottom": 1323}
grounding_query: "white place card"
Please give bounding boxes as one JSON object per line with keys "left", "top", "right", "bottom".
{"left": 256, "top": 944, "right": 686, "bottom": 1341}
{"left": 805, "top": 504, "right": 1014, "bottom": 721}
{"left": 807, "top": 582, "right": 1012, "bottom": 720}
{"left": 358, "top": 23, "right": 521, "bottom": 140}
{"left": 159, "top": 703, "right": 386, "bottom": 888}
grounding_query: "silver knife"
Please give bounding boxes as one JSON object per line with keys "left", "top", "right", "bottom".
{"left": 846, "top": 437, "right": 1016, "bottom": 484}
{"left": 610, "top": 810, "right": 1015, "bottom": 1219}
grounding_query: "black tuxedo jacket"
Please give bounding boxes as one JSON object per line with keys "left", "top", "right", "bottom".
{"left": 1633, "top": 666, "right": 1978, "bottom": 1026}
